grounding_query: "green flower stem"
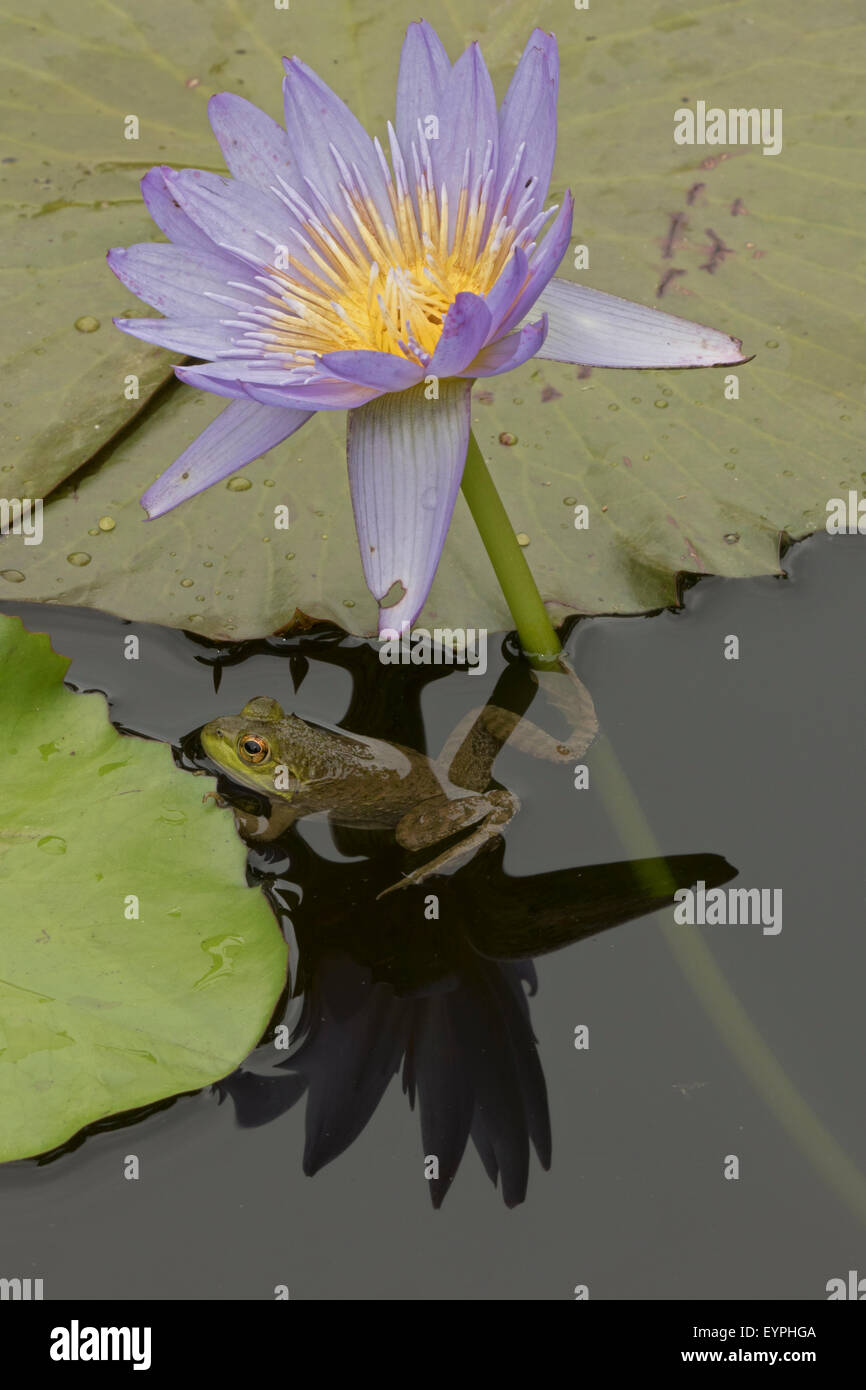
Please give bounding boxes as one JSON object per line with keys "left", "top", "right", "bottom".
{"left": 461, "top": 431, "right": 561, "bottom": 667}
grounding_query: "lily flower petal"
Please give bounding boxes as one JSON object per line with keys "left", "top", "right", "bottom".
{"left": 208, "top": 92, "right": 296, "bottom": 191}
{"left": 429, "top": 293, "right": 492, "bottom": 377}
{"left": 161, "top": 169, "right": 301, "bottom": 272}
{"left": 482, "top": 248, "right": 530, "bottom": 342}
{"left": 318, "top": 349, "right": 424, "bottom": 393}
{"left": 496, "top": 192, "right": 574, "bottom": 337}
{"left": 460, "top": 315, "right": 548, "bottom": 378}
{"left": 114, "top": 316, "right": 238, "bottom": 357}
{"left": 496, "top": 29, "right": 558, "bottom": 221}
{"left": 107, "top": 243, "right": 254, "bottom": 318}
{"left": 176, "top": 361, "right": 380, "bottom": 410}
{"left": 140, "top": 167, "right": 220, "bottom": 255}
{"left": 141, "top": 399, "right": 312, "bottom": 519}
{"left": 282, "top": 57, "right": 390, "bottom": 225}
{"left": 242, "top": 379, "right": 384, "bottom": 410}
{"left": 430, "top": 43, "right": 498, "bottom": 214}
{"left": 173, "top": 366, "right": 250, "bottom": 400}
{"left": 532, "top": 277, "right": 748, "bottom": 367}
{"left": 347, "top": 380, "right": 472, "bottom": 632}
{"left": 395, "top": 19, "right": 451, "bottom": 155}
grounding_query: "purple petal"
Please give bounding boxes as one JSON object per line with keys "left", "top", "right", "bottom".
{"left": 243, "top": 379, "right": 382, "bottom": 410}
{"left": 107, "top": 242, "right": 254, "bottom": 318}
{"left": 347, "top": 379, "right": 472, "bottom": 632}
{"left": 533, "top": 278, "right": 749, "bottom": 367}
{"left": 114, "top": 315, "right": 236, "bottom": 357}
{"left": 141, "top": 399, "right": 311, "bottom": 519}
{"left": 318, "top": 350, "right": 424, "bottom": 392}
{"left": 140, "top": 167, "right": 218, "bottom": 254}
{"left": 432, "top": 44, "right": 498, "bottom": 212}
{"left": 396, "top": 20, "right": 451, "bottom": 156}
{"left": 174, "top": 357, "right": 381, "bottom": 409}
{"left": 459, "top": 315, "right": 548, "bottom": 378}
{"left": 163, "top": 169, "right": 295, "bottom": 271}
{"left": 208, "top": 93, "right": 295, "bottom": 191}
{"left": 496, "top": 30, "right": 558, "bottom": 221}
{"left": 282, "top": 58, "right": 390, "bottom": 224}
{"left": 175, "top": 360, "right": 299, "bottom": 388}
{"left": 429, "top": 293, "right": 492, "bottom": 376}
{"left": 174, "top": 365, "right": 249, "bottom": 400}
{"left": 496, "top": 191, "right": 573, "bottom": 336}
{"left": 483, "top": 247, "right": 530, "bottom": 341}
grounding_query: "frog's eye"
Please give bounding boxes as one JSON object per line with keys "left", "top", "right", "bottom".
{"left": 238, "top": 733, "right": 270, "bottom": 765}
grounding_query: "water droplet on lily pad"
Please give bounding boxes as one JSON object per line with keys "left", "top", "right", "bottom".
{"left": 765, "top": 339, "right": 779, "bottom": 348}
{"left": 203, "top": 560, "right": 214, "bottom": 568}
{"left": 343, "top": 599, "right": 355, "bottom": 608}
{"left": 516, "top": 532, "right": 530, "bottom": 547}
{"left": 498, "top": 432, "right": 517, "bottom": 446}
{"left": 180, "top": 578, "right": 193, "bottom": 588}
{"left": 263, "top": 478, "right": 275, "bottom": 487}
{"left": 285, "top": 552, "right": 295, "bottom": 560}
{"left": 37, "top": 835, "right": 66, "bottom": 855}
{"left": 74, "top": 315, "right": 100, "bottom": 333}
{"left": 608, "top": 403, "right": 619, "bottom": 411}
{"left": 97, "top": 515, "right": 115, "bottom": 531}
{"left": 87, "top": 527, "right": 100, "bottom": 536}
{"left": 226, "top": 476, "right": 252, "bottom": 492}
{"left": 563, "top": 496, "right": 577, "bottom": 506}
{"left": 1, "top": 569, "right": 25, "bottom": 583}
{"left": 66, "top": 552, "right": 91, "bottom": 566}
{"left": 654, "top": 400, "right": 668, "bottom": 409}
{"left": 186, "top": 614, "right": 204, "bottom": 624}
{"left": 724, "top": 532, "right": 740, "bottom": 545}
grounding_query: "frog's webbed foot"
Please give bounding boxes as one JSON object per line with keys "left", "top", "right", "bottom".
{"left": 377, "top": 790, "right": 518, "bottom": 898}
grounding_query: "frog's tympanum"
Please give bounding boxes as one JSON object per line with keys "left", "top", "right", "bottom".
{"left": 201, "top": 680, "right": 597, "bottom": 897}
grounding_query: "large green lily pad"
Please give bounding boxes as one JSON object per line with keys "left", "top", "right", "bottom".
{"left": 0, "top": 614, "right": 287, "bottom": 1161}
{"left": 0, "top": 0, "right": 862, "bottom": 636}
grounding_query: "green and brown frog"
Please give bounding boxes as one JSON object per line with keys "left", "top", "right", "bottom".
{"left": 201, "top": 661, "right": 597, "bottom": 897}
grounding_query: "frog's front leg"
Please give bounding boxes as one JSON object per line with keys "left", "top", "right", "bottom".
{"left": 377, "top": 790, "right": 519, "bottom": 898}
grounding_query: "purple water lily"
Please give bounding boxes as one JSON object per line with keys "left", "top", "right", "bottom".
{"left": 109, "top": 20, "right": 746, "bottom": 632}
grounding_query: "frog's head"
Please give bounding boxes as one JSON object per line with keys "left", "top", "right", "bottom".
{"left": 201, "top": 696, "right": 304, "bottom": 796}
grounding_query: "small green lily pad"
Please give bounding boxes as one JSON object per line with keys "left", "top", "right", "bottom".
{"left": 0, "top": 614, "right": 287, "bottom": 1161}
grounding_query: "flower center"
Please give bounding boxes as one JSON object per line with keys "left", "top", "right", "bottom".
{"left": 235, "top": 130, "right": 546, "bottom": 368}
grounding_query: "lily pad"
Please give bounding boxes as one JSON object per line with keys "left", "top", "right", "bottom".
{"left": 0, "top": 614, "right": 287, "bottom": 1161}
{"left": 0, "top": 0, "right": 862, "bottom": 635}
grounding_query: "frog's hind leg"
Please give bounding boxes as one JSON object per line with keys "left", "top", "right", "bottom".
{"left": 378, "top": 790, "right": 518, "bottom": 898}
{"left": 438, "top": 706, "right": 522, "bottom": 792}
{"left": 439, "top": 702, "right": 581, "bottom": 792}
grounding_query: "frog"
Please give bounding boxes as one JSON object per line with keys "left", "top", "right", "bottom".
{"left": 200, "top": 657, "right": 597, "bottom": 898}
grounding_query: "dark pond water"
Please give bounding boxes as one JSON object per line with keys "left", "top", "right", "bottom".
{"left": 1, "top": 531, "right": 863, "bottom": 1300}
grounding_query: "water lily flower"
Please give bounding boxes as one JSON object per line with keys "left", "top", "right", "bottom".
{"left": 109, "top": 20, "right": 746, "bottom": 633}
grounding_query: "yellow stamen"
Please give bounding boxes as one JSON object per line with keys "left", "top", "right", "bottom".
{"left": 255, "top": 172, "right": 536, "bottom": 366}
